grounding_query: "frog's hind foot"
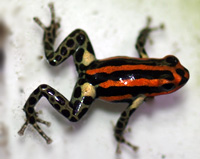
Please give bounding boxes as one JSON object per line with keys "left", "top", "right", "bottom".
{"left": 18, "top": 120, "right": 28, "bottom": 136}
{"left": 18, "top": 115, "right": 52, "bottom": 144}
{"left": 32, "top": 122, "right": 52, "bottom": 144}
{"left": 36, "top": 117, "right": 51, "bottom": 127}
{"left": 33, "top": 3, "right": 60, "bottom": 33}
{"left": 33, "top": 3, "right": 60, "bottom": 61}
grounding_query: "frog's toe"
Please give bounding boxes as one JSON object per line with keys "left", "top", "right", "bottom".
{"left": 124, "top": 140, "right": 139, "bottom": 152}
{"left": 36, "top": 118, "right": 51, "bottom": 127}
{"left": 32, "top": 122, "right": 53, "bottom": 144}
{"left": 18, "top": 120, "right": 29, "bottom": 136}
{"left": 33, "top": 17, "right": 46, "bottom": 30}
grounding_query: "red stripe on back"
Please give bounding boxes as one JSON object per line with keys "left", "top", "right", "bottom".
{"left": 86, "top": 65, "right": 172, "bottom": 75}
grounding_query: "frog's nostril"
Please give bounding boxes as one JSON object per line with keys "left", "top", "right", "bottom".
{"left": 176, "top": 69, "right": 185, "bottom": 76}
{"left": 178, "top": 77, "right": 188, "bottom": 86}
{"left": 176, "top": 68, "right": 189, "bottom": 86}
{"left": 184, "top": 68, "right": 189, "bottom": 74}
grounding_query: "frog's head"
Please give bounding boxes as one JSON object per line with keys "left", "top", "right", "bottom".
{"left": 158, "top": 55, "right": 189, "bottom": 95}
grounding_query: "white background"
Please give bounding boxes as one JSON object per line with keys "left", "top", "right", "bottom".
{"left": 0, "top": 0, "right": 199, "bottom": 159}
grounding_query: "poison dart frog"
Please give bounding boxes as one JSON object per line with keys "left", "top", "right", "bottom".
{"left": 18, "top": 3, "right": 189, "bottom": 153}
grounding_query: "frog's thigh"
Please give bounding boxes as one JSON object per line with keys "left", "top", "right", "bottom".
{"left": 70, "top": 82, "right": 96, "bottom": 119}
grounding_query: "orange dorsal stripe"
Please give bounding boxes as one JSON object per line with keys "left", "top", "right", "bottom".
{"left": 99, "top": 79, "right": 170, "bottom": 88}
{"left": 86, "top": 65, "right": 172, "bottom": 75}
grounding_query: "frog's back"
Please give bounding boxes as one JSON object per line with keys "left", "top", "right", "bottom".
{"left": 85, "top": 56, "right": 189, "bottom": 102}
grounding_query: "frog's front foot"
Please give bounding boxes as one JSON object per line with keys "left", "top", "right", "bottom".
{"left": 116, "top": 140, "right": 138, "bottom": 154}
{"left": 115, "top": 134, "right": 138, "bottom": 154}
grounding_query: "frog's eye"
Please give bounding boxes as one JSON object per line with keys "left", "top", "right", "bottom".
{"left": 162, "top": 83, "right": 175, "bottom": 91}
{"left": 165, "top": 56, "right": 179, "bottom": 66}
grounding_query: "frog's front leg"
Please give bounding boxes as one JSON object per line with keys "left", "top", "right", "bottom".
{"left": 18, "top": 83, "right": 95, "bottom": 143}
{"left": 34, "top": 3, "right": 96, "bottom": 72}
{"left": 135, "top": 17, "right": 164, "bottom": 58}
{"left": 114, "top": 94, "right": 146, "bottom": 153}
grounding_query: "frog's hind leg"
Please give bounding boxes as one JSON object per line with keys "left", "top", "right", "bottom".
{"left": 18, "top": 83, "right": 96, "bottom": 144}
{"left": 34, "top": 3, "right": 60, "bottom": 59}
{"left": 135, "top": 17, "right": 164, "bottom": 58}
{"left": 114, "top": 95, "right": 146, "bottom": 153}
{"left": 33, "top": 3, "right": 96, "bottom": 73}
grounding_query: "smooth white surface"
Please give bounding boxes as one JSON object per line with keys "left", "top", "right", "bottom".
{"left": 0, "top": 0, "right": 199, "bottom": 159}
